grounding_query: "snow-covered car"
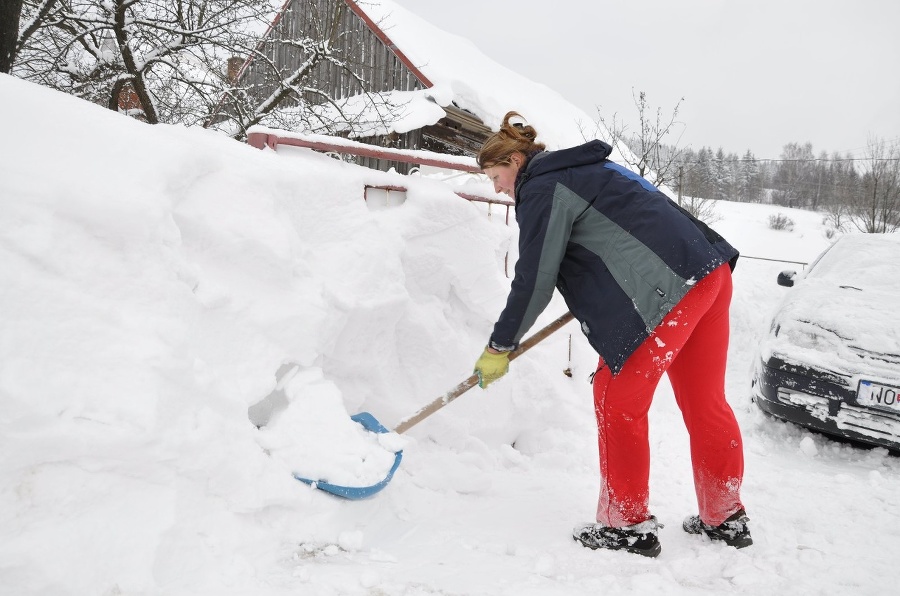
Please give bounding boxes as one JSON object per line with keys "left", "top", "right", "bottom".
{"left": 751, "top": 233, "right": 900, "bottom": 452}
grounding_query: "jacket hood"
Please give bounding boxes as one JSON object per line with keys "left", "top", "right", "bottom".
{"left": 515, "top": 141, "right": 613, "bottom": 199}
{"left": 525, "top": 140, "right": 613, "bottom": 180}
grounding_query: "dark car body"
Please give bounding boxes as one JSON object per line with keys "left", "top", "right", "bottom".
{"left": 751, "top": 234, "right": 900, "bottom": 452}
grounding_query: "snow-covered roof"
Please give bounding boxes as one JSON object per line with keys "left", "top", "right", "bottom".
{"left": 357, "top": 1, "right": 617, "bottom": 154}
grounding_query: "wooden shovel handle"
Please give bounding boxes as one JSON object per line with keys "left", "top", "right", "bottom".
{"left": 392, "top": 311, "right": 575, "bottom": 434}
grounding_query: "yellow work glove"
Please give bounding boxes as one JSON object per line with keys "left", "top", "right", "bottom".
{"left": 474, "top": 347, "right": 510, "bottom": 389}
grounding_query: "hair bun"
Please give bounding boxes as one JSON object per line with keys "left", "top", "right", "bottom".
{"left": 508, "top": 114, "right": 527, "bottom": 128}
{"left": 477, "top": 111, "right": 546, "bottom": 169}
{"left": 504, "top": 113, "right": 527, "bottom": 128}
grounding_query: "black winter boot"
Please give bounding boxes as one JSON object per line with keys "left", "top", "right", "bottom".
{"left": 682, "top": 509, "right": 752, "bottom": 548}
{"left": 572, "top": 516, "right": 662, "bottom": 558}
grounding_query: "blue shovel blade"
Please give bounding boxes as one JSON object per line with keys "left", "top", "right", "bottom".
{"left": 294, "top": 412, "right": 403, "bottom": 499}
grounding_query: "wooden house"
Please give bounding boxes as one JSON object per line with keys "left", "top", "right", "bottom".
{"left": 237, "top": 0, "right": 493, "bottom": 173}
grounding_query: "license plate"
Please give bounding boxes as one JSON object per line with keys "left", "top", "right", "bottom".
{"left": 857, "top": 380, "right": 900, "bottom": 412}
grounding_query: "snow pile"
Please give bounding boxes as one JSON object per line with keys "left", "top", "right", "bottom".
{"left": 2, "top": 74, "right": 899, "bottom": 596}
{"left": 0, "top": 73, "right": 520, "bottom": 593}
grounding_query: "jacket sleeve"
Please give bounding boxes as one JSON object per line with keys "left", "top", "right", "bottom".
{"left": 489, "top": 184, "right": 576, "bottom": 350}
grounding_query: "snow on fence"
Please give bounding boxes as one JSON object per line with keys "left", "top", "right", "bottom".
{"left": 247, "top": 128, "right": 481, "bottom": 172}
{"left": 246, "top": 127, "right": 511, "bottom": 209}
{"left": 246, "top": 126, "right": 515, "bottom": 275}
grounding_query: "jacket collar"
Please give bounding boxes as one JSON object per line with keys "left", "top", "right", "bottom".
{"left": 514, "top": 140, "right": 613, "bottom": 201}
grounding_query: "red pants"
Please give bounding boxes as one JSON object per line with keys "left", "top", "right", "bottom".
{"left": 592, "top": 264, "right": 744, "bottom": 527}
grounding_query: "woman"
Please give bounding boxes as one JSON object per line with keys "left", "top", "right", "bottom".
{"left": 473, "top": 112, "right": 751, "bottom": 557}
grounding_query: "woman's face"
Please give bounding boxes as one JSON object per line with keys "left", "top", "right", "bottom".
{"left": 483, "top": 154, "right": 523, "bottom": 198}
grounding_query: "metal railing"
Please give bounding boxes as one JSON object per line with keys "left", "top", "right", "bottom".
{"left": 248, "top": 127, "right": 481, "bottom": 171}
{"left": 246, "top": 127, "right": 512, "bottom": 207}
{"left": 740, "top": 255, "right": 808, "bottom": 268}
{"left": 247, "top": 127, "right": 515, "bottom": 275}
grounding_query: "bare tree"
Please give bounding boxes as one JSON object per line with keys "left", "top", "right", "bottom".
{"left": 1, "top": 0, "right": 26, "bottom": 73}
{"left": 679, "top": 191, "right": 720, "bottom": 225}
{"left": 596, "top": 89, "right": 686, "bottom": 189}
{"left": 11, "top": 0, "right": 403, "bottom": 138}
{"left": 848, "top": 136, "right": 900, "bottom": 233}
{"left": 820, "top": 152, "right": 859, "bottom": 233}
{"left": 771, "top": 142, "right": 815, "bottom": 207}
{"left": 823, "top": 199, "right": 851, "bottom": 235}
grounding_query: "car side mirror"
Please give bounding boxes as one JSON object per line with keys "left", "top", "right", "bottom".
{"left": 777, "top": 270, "right": 797, "bottom": 287}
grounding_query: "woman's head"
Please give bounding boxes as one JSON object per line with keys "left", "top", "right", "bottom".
{"left": 477, "top": 111, "right": 545, "bottom": 169}
{"left": 478, "top": 111, "right": 545, "bottom": 197}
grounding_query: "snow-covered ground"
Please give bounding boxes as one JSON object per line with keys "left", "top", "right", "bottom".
{"left": 2, "top": 74, "right": 899, "bottom": 596}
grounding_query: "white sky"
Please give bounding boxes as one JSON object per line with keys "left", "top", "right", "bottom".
{"left": 394, "top": 0, "right": 900, "bottom": 160}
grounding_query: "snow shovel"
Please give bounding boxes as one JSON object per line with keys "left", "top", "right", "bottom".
{"left": 295, "top": 311, "right": 575, "bottom": 499}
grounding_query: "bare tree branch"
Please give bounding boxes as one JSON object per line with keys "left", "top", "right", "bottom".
{"left": 595, "top": 89, "right": 685, "bottom": 189}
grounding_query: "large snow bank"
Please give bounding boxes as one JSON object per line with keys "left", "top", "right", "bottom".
{"left": 3, "top": 74, "right": 899, "bottom": 596}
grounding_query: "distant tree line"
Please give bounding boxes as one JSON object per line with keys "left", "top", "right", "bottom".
{"left": 667, "top": 139, "right": 900, "bottom": 233}
{"left": 5, "top": 4, "right": 898, "bottom": 234}
{"left": 599, "top": 91, "right": 900, "bottom": 234}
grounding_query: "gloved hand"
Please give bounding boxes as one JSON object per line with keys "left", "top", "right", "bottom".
{"left": 474, "top": 347, "right": 510, "bottom": 389}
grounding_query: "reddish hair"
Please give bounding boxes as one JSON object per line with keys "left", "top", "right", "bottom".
{"left": 477, "top": 111, "right": 545, "bottom": 169}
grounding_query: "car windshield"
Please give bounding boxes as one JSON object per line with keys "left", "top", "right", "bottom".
{"left": 807, "top": 235, "right": 900, "bottom": 288}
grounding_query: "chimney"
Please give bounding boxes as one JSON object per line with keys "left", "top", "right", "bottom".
{"left": 117, "top": 82, "right": 147, "bottom": 122}
{"left": 227, "top": 57, "right": 245, "bottom": 84}
{"left": 118, "top": 82, "right": 140, "bottom": 111}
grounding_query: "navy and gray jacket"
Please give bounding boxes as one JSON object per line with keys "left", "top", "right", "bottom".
{"left": 489, "top": 140, "right": 739, "bottom": 374}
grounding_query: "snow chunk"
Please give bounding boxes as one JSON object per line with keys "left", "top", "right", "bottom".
{"left": 799, "top": 436, "right": 819, "bottom": 457}
{"left": 256, "top": 367, "right": 404, "bottom": 486}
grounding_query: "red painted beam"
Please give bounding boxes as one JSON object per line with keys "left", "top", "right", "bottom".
{"left": 250, "top": 130, "right": 482, "bottom": 173}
